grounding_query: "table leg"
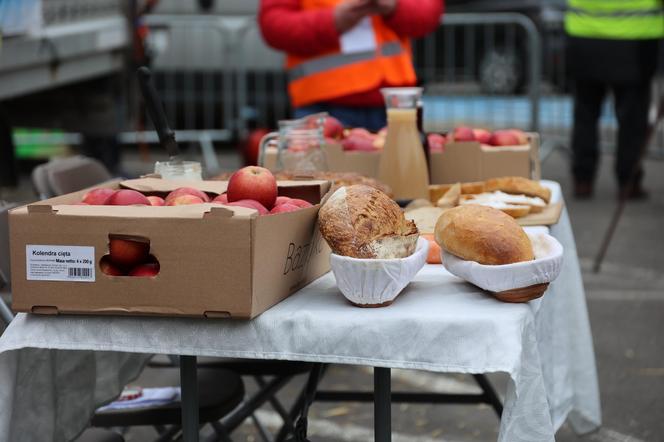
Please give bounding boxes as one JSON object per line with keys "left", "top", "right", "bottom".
{"left": 180, "top": 355, "right": 199, "bottom": 442}
{"left": 374, "top": 367, "right": 391, "bottom": 442}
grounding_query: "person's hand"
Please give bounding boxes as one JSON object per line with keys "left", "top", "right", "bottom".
{"left": 369, "top": 0, "right": 397, "bottom": 17}
{"left": 334, "top": 0, "right": 375, "bottom": 33}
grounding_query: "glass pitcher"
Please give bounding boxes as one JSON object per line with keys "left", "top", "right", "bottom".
{"left": 378, "top": 87, "right": 430, "bottom": 201}
{"left": 258, "top": 114, "right": 328, "bottom": 172}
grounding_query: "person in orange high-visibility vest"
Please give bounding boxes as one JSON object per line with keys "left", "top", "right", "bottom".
{"left": 259, "top": 0, "right": 444, "bottom": 131}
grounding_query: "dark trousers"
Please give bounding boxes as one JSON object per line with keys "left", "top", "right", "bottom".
{"left": 571, "top": 79, "right": 651, "bottom": 186}
{"left": 568, "top": 37, "right": 658, "bottom": 186}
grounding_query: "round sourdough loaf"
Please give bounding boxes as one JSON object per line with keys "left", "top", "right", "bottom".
{"left": 434, "top": 205, "right": 533, "bottom": 265}
{"left": 319, "top": 185, "right": 419, "bottom": 259}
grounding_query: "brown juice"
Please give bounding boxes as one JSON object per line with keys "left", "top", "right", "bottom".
{"left": 378, "top": 108, "right": 430, "bottom": 200}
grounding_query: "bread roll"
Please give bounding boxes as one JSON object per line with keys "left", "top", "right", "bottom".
{"left": 484, "top": 176, "right": 551, "bottom": 203}
{"left": 319, "top": 185, "right": 419, "bottom": 259}
{"left": 429, "top": 181, "right": 485, "bottom": 203}
{"left": 434, "top": 205, "right": 533, "bottom": 265}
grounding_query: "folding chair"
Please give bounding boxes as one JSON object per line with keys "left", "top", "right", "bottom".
{"left": 92, "top": 368, "right": 245, "bottom": 442}
{"left": 0, "top": 203, "right": 16, "bottom": 326}
{"left": 75, "top": 428, "right": 125, "bottom": 442}
{"left": 31, "top": 155, "right": 114, "bottom": 199}
{"left": 149, "top": 357, "right": 314, "bottom": 441}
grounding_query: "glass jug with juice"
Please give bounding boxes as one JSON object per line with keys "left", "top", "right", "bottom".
{"left": 378, "top": 88, "right": 430, "bottom": 201}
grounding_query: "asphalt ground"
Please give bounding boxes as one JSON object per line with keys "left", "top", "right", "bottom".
{"left": 1, "top": 146, "right": 662, "bottom": 441}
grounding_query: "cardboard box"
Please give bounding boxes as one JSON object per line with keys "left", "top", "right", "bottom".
{"left": 429, "top": 133, "right": 541, "bottom": 184}
{"left": 9, "top": 178, "right": 332, "bottom": 319}
{"left": 263, "top": 143, "right": 381, "bottom": 178}
{"left": 263, "top": 134, "right": 541, "bottom": 186}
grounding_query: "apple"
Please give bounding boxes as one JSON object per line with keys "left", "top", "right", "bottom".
{"left": 109, "top": 237, "right": 149, "bottom": 269}
{"left": 489, "top": 130, "right": 520, "bottom": 146}
{"left": 166, "top": 195, "right": 205, "bottom": 206}
{"left": 129, "top": 261, "right": 160, "bottom": 277}
{"left": 274, "top": 196, "right": 292, "bottom": 206}
{"left": 346, "top": 128, "right": 374, "bottom": 140}
{"left": 269, "top": 203, "right": 300, "bottom": 214}
{"left": 427, "top": 133, "right": 446, "bottom": 152}
{"left": 82, "top": 188, "right": 116, "bottom": 205}
{"left": 105, "top": 189, "right": 150, "bottom": 206}
{"left": 146, "top": 196, "right": 165, "bottom": 206}
{"left": 227, "top": 166, "right": 278, "bottom": 209}
{"left": 323, "top": 116, "right": 344, "bottom": 139}
{"left": 288, "top": 198, "right": 313, "bottom": 208}
{"left": 212, "top": 193, "right": 228, "bottom": 204}
{"left": 451, "top": 126, "right": 475, "bottom": 142}
{"left": 99, "top": 256, "right": 125, "bottom": 276}
{"left": 243, "top": 127, "right": 270, "bottom": 166}
{"left": 473, "top": 128, "right": 492, "bottom": 144}
{"left": 508, "top": 129, "right": 529, "bottom": 145}
{"left": 165, "top": 187, "right": 210, "bottom": 203}
{"left": 342, "top": 135, "right": 377, "bottom": 152}
{"left": 225, "top": 199, "right": 269, "bottom": 215}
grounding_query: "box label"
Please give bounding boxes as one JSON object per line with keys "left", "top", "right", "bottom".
{"left": 26, "top": 245, "right": 95, "bottom": 282}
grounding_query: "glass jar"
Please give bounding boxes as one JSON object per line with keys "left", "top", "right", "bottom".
{"left": 259, "top": 114, "right": 328, "bottom": 172}
{"left": 154, "top": 161, "right": 203, "bottom": 181}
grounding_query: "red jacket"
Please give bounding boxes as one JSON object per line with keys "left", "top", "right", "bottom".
{"left": 259, "top": 0, "right": 444, "bottom": 107}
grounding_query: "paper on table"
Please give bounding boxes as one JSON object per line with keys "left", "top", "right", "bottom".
{"left": 340, "top": 17, "right": 377, "bottom": 54}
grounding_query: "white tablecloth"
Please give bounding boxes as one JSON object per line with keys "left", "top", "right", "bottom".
{"left": 0, "top": 182, "right": 601, "bottom": 442}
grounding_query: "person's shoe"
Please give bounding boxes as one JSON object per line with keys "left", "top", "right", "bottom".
{"left": 618, "top": 182, "right": 649, "bottom": 201}
{"left": 573, "top": 180, "right": 594, "bottom": 199}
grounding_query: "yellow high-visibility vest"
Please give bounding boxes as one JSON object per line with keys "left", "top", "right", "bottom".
{"left": 566, "top": 0, "right": 664, "bottom": 39}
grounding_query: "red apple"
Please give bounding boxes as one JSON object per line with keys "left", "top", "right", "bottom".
{"left": 269, "top": 203, "right": 300, "bottom": 215}
{"left": 146, "top": 196, "right": 165, "bottom": 206}
{"left": 489, "top": 130, "right": 520, "bottom": 146}
{"left": 105, "top": 189, "right": 150, "bottom": 206}
{"left": 212, "top": 193, "right": 228, "bottom": 204}
{"left": 109, "top": 237, "right": 150, "bottom": 269}
{"left": 342, "top": 135, "right": 377, "bottom": 152}
{"left": 165, "top": 187, "right": 210, "bottom": 203}
{"left": 427, "top": 133, "right": 446, "bottom": 152}
{"left": 128, "top": 261, "right": 160, "bottom": 277}
{"left": 82, "top": 188, "right": 116, "bottom": 205}
{"left": 99, "top": 256, "right": 125, "bottom": 276}
{"left": 288, "top": 198, "right": 313, "bottom": 208}
{"left": 274, "top": 196, "right": 292, "bottom": 206}
{"left": 227, "top": 166, "right": 278, "bottom": 209}
{"left": 508, "top": 129, "right": 529, "bottom": 145}
{"left": 451, "top": 126, "right": 476, "bottom": 142}
{"left": 225, "top": 199, "right": 269, "bottom": 215}
{"left": 243, "top": 127, "right": 270, "bottom": 166}
{"left": 346, "top": 128, "right": 374, "bottom": 140}
{"left": 166, "top": 195, "right": 204, "bottom": 206}
{"left": 473, "top": 128, "right": 492, "bottom": 144}
{"left": 323, "top": 116, "right": 344, "bottom": 139}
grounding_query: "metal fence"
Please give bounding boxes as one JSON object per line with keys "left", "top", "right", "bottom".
{"left": 141, "top": 11, "right": 663, "bottom": 161}
{"left": 15, "top": 10, "right": 662, "bottom": 166}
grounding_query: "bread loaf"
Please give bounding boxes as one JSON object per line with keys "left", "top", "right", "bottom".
{"left": 319, "top": 185, "right": 419, "bottom": 259}
{"left": 484, "top": 176, "right": 551, "bottom": 203}
{"left": 434, "top": 205, "right": 533, "bottom": 265}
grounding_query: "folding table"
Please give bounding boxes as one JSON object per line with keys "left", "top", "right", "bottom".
{"left": 0, "top": 182, "right": 601, "bottom": 442}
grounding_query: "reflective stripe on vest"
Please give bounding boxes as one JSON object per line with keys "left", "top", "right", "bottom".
{"left": 288, "top": 42, "right": 403, "bottom": 82}
{"left": 565, "top": 0, "right": 664, "bottom": 39}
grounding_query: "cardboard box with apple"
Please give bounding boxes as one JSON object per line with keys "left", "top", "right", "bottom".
{"left": 9, "top": 167, "right": 332, "bottom": 318}
{"left": 428, "top": 126, "right": 541, "bottom": 184}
